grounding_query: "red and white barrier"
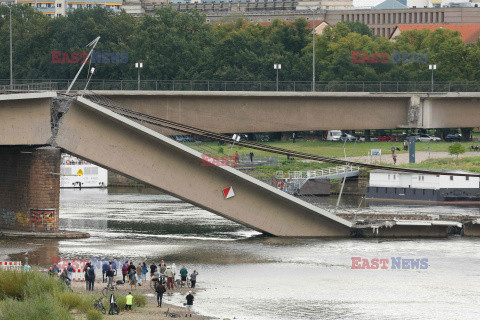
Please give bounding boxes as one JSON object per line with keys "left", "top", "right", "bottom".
{"left": 71, "top": 269, "right": 85, "bottom": 281}
{"left": 0, "top": 261, "right": 22, "bottom": 271}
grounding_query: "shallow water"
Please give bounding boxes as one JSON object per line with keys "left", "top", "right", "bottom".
{"left": 2, "top": 188, "right": 480, "bottom": 320}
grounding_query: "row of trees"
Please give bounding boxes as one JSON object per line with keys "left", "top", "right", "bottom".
{"left": 1, "top": 6, "right": 480, "bottom": 82}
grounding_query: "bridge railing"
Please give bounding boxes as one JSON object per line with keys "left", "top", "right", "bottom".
{"left": 4, "top": 79, "right": 480, "bottom": 92}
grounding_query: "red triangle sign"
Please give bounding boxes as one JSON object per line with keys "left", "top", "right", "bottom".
{"left": 222, "top": 187, "right": 235, "bottom": 199}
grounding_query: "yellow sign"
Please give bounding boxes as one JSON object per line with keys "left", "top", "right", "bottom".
{"left": 77, "top": 169, "right": 84, "bottom": 176}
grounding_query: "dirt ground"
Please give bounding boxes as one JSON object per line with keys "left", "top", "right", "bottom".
{"left": 70, "top": 279, "right": 214, "bottom": 320}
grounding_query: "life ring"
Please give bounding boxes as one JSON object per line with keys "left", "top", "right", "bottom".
{"left": 83, "top": 161, "right": 88, "bottom": 165}
{"left": 66, "top": 160, "right": 71, "bottom": 165}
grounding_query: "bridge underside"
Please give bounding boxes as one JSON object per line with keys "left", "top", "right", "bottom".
{"left": 0, "top": 93, "right": 351, "bottom": 237}
{"left": 97, "top": 91, "right": 480, "bottom": 133}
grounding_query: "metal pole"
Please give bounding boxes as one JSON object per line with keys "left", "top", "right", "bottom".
{"left": 137, "top": 67, "right": 140, "bottom": 90}
{"left": 9, "top": 4, "right": 12, "bottom": 90}
{"left": 312, "top": 9, "right": 315, "bottom": 92}
{"left": 66, "top": 36, "right": 100, "bottom": 94}
{"left": 276, "top": 68, "right": 279, "bottom": 91}
{"left": 431, "top": 68, "right": 434, "bottom": 92}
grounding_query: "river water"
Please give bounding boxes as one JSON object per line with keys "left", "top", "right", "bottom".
{"left": 2, "top": 188, "right": 480, "bottom": 320}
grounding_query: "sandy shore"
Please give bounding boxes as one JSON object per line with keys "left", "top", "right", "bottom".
{"left": 70, "top": 279, "right": 214, "bottom": 320}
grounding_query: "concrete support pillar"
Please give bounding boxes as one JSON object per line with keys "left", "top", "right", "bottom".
{"left": 408, "top": 95, "right": 422, "bottom": 128}
{"left": 0, "top": 146, "right": 60, "bottom": 232}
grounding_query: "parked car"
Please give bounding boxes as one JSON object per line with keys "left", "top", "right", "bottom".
{"left": 358, "top": 136, "right": 378, "bottom": 142}
{"left": 325, "top": 130, "right": 342, "bottom": 141}
{"left": 416, "top": 134, "right": 442, "bottom": 142}
{"left": 340, "top": 133, "right": 357, "bottom": 142}
{"left": 445, "top": 133, "right": 462, "bottom": 142}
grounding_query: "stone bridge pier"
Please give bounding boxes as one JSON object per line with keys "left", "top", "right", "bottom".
{"left": 0, "top": 146, "right": 60, "bottom": 232}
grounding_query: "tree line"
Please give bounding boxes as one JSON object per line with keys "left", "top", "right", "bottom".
{"left": 1, "top": 5, "right": 480, "bottom": 82}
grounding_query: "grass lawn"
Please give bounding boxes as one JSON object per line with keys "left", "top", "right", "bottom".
{"left": 400, "top": 157, "right": 480, "bottom": 173}
{"left": 185, "top": 140, "right": 478, "bottom": 160}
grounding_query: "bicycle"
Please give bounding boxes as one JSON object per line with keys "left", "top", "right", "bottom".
{"left": 93, "top": 298, "right": 106, "bottom": 314}
{"left": 102, "top": 283, "right": 119, "bottom": 297}
{"left": 61, "top": 277, "right": 73, "bottom": 292}
{"left": 164, "top": 307, "right": 180, "bottom": 318}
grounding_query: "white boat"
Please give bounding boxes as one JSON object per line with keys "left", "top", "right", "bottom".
{"left": 60, "top": 154, "right": 108, "bottom": 188}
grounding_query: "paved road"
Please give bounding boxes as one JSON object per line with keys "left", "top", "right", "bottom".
{"left": 362, "top": 151, "right": 480, "bottom": 165}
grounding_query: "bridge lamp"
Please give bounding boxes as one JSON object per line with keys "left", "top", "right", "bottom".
{"left": 135, "top": 62, "right": 143, "bottom": 90}
{"left": 274, "top": 63, "right": 281, "bottom": 92}
{"left": 81, "top": 67, "right": 96, "bottom": 97}
{"left": 429, "top": 64, "right": 436, "bottom": 92}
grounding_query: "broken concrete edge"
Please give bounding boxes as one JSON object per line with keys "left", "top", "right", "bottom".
{"left": 0, "top": 229, "right": 90, "bottom": 239}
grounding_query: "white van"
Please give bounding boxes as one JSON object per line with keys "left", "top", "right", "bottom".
{"left": 325, "top": 130, "right": 342, "bottom": 141}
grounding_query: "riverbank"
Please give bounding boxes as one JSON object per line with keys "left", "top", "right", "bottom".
{"left": 0, "top": 229, "right": 90, "bottom": 239}
{"left": 69, "top": 280, "right": 213, "bottom": 320}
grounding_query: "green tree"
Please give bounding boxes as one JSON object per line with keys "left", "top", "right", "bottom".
{"left": 448, "top": 142, "right": 465, "bottom": 160}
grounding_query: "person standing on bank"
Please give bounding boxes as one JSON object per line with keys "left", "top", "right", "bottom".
{"left": 124, "top": 292, "right": 133, "bottom": 314}
{"left": 249, "top": 151, "right": 254, "bottom": 164}
{"left": 190, "top": 270, "right": 198, "bottom": 288}
{"left": 180, "top": 265, "right": 188, "bottom": 287}
{"left": 185, "top": 291, "right": 194, "bottom": 317}
{"left": 87, "top": 266, "right": 96, "bottom": 291}
{"left": 122, "top": 262, "right": 128, "bottom": 283}
{"left": 155, "top": 280, "right": 166, "bottom": 307}
{"left": 108, "top": 289, "right": 116, "bottom": 315}
{"left": 292, "top": 132, "right": 296, "bottom": 143}
{"left": 106, "top": 265, "right": 115, "bottom": 287}
{"left": 165, "top": 266, "right": 174, "bottom": 290}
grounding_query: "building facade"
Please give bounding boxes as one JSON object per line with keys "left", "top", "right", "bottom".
{"left": 10, "top": 0, "right": 121, "bottom": 16}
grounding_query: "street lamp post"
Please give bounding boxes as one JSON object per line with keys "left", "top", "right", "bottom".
{"left": 429, "top": 64, "right": 436, "bottom": 92}
{"left": 135, "top": 62, "right": 143, "bottom": 90}
{"left": 9, "top": 4, "right": 12, "bottom": 90}
{"left": 312, "top": 8, "right": 316, "bottom": 92}
{"left": 274, "top": 63, "right": 281, "bottom": 91}
{"left": 2, "top": 3, "right": 13, "bottom": 89}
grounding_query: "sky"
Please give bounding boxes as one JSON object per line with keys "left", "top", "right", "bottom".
{"left": 353, "top": 0, "right": 471, "bottom": 8}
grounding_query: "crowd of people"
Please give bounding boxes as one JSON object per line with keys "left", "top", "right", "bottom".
{"left": 47, "top": 259, "right": 199, "bottom": 317}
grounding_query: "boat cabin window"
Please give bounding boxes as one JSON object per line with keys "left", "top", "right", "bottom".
{"left": 450, "top": 176, "right": 454, "bottom": 181}
{"left": 466, "top": 176, "right": 469, "bottom": 181}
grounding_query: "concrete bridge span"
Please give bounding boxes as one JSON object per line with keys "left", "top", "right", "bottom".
{"left": 0, "top": 92, "right": 351, "bottom": 237}
{"left": 95, "top": 91, "right": 480, "bottom": 133}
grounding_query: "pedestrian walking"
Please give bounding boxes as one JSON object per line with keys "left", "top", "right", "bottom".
{"left": 165, "top": 266, "right": 174, "bottom": 290}
{"left": 180, "top": 265, "right": 188, "bottom": 287}
{"left": 249, "top": 151, "right": 254, "bottom": 164}
{"left": 155, "top": 281, "right": 166, "bottom": 307}
{"left": 403, "top": 140, "right": 408, "bottom": 151}
{"left": 393, "top": 153, "right": 397, "bottom": 165}
{"left": 88, "top": 266, "right": 96, "bottom": 291}
{"left": 122, "top": 262, "right": 128, "bottom": 283}
{"left": 190, "top": 270, "right": 198, "bottom": 289}
{"left": 391, "top": 146, "right": 395, "bottom": 155}
{"left": 185, "top": 291, "right": 194, "bottom": 317}
{"left": 292, "top": 132, "right": 296, "bottom": 143}
{"left": 124, "top": 292, "right": 133, "bottom": 314}
{"left": 108, "top": 289, "right": 116, "bottom": 315}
